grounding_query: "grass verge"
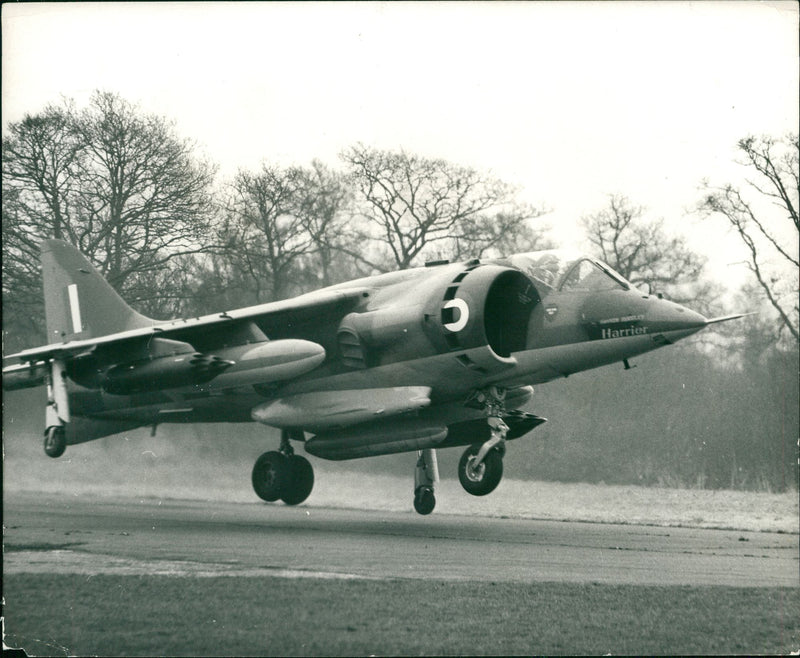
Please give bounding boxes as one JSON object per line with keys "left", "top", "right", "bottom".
{"left": 4, "top": 574, "right": 799, "bottom": 656}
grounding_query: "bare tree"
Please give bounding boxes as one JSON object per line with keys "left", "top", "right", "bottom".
{"left": 340, "top": 144, "right": 546, "bottom": 271}
{"left": 221, "top": 164, "right": 316, "bottom": 302}
{"left": 699, "top": 134, "right": 799, "bottom": 343}
{"left": 195, "top": 161, "right": 358, "bottom": 311}
{"left": 2, "top": 91, "right": 217, "bottom": 330}
{"left": 294, "top": 160, "right": 360, "bottom": 288}
{"left": 451, "top": 209, "right": 553, "bottom": 261}
{"left": 581, "top": 194, "right": 713, "bottom": 309}
{"left": 2, "top": 102, "right": 81, "bottom": 241}
{"left": 69, "top": 92, "right": 217, "bottom": 291}
{"left": 3, "top": 102, "right": 84, "bottom": 341}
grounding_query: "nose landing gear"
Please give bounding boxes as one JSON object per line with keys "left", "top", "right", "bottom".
{"left": 251, "top": 430, "right": 314, "bottom": 505}
{"left": 458, "top": 432, "right": 505, "bottom": 496}
{"left": 457, "top": 387, "right": 509, "bottom": 497}
{"left": 411, "top": 387, "right": 512, "bottom": 514}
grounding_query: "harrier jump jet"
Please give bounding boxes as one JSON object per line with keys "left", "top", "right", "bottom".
{"left": 2, "top": 240, "right": 740, "bottom": 513}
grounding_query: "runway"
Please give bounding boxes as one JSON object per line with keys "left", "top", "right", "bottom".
{"left": 4, "top": 492, "right": 797, "bottom": 587}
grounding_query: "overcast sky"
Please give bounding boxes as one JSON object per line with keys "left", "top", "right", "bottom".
{"left": 2, "top": 1, "right": 798, "bottom": 279}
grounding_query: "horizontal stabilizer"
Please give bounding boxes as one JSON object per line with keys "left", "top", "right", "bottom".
{"left": 2, "top": 361, "right": 49, "bottom": 391}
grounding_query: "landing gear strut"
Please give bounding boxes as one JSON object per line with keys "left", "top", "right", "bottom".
{"left": 458, "top": 386, "right": 508, "bottom": 497}
{"left": 43, "top": 359, "right": 69, "bottom": 459}
{"left": 252, "top": 430, "right": 314, "bottom": 505}
{"left": 413, "top": 448, "right": 439, "bottom": 515}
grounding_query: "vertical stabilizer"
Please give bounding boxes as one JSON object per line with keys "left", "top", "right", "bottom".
{"left": 41, "top": 240, "right": 155, "bottom": 343}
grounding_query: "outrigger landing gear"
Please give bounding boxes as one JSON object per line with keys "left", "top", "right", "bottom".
{"left": 458, "top": 386, "right": 509, "bottom": 496}
{"left": 413, "top": 448, "right": 439, "bottom": 515}
{"left": 43, "top": 358, "right": 69, "bottom": 459}
{"left": 44, "top": 425, "right": 67, "bottom": 459}
{"left": 251, "top": 430, "right": 314, "bottom": 505}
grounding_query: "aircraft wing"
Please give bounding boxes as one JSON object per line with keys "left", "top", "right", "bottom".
{"left": 3, "top": 286, "right": 369, "bottom": 366}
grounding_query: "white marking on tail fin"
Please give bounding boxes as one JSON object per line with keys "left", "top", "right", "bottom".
{"left": 67, "top": 284, "right": 83, "bottom": 333}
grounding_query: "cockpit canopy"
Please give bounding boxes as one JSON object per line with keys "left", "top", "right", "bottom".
{"left": 500, "top": 250, "right": 633, "bottom": 292}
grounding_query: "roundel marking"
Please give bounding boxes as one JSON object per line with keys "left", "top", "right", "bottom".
{"left": 442, "top": 298, "right": 470, "bottom": 333}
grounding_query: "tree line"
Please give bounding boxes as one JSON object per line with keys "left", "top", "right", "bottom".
{"left": 3, "top": 91, "right": 797, "bottom": 491}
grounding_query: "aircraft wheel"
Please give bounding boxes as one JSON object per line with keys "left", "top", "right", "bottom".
{"left": 413, "top": 486, "right": 435, "bottom": 515}
{"left": 280, "top": 455, "right": 314, "bottom": 505}
{"left": 44, "top": 426, "right": 67, "bottom": 459}
{"left": 251, "top": 451, "right": 288, "bottom": 502}
{"left": 458, "top": 445, "right": 503, "bottom": 496}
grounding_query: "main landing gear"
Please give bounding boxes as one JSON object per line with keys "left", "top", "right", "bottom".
{"left": 252, "top": 430, "right": 314, "bottom": 505}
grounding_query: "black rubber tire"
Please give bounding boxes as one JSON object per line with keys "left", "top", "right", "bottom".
{"left": 280, "top": 455, "right": 314, "bottom": 505}
{"left": 458, "top": 445, "right": 503, "bottom": 496}
{"left": 251, "top": 451, "right": 288, "bottom": 502}
{"left": 413, "top": 486, "right": 436, "bottom": 515}
{"left": 44, "top": 426, "right": 67, "bottom": 459}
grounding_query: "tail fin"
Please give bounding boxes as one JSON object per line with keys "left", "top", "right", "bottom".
{"left": 42, "top": 240, "right": 154, "bottom": 342}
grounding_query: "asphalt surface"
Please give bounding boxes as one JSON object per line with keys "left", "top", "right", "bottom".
{"left": 4, "top": 492, "right": 798, "bottom": 587}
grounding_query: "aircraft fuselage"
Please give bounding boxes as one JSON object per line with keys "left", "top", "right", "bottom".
{"left": 62, "top": 251, "right": 706, "bottom": 430}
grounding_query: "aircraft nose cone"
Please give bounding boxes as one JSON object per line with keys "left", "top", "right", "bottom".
{"left": 647, "top": 297, "right": 707, "bottom": 340}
